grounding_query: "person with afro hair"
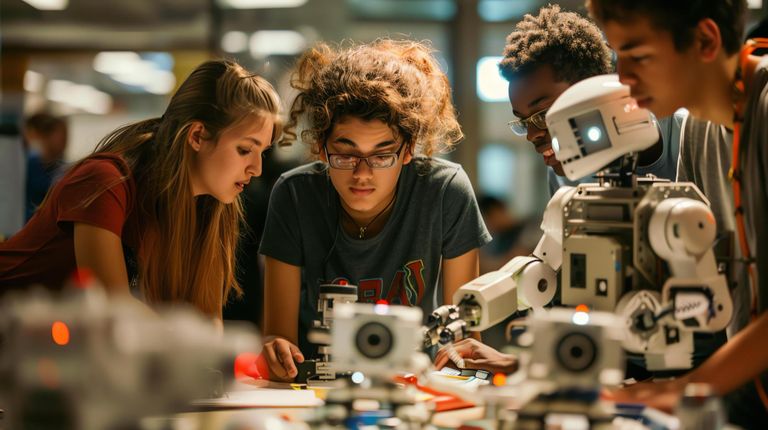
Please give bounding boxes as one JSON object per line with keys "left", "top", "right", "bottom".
{"left": 500, "top": 4, "right": 682, "bottom": 195}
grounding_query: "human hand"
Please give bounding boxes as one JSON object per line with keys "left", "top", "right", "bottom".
{"left": 603, "top": 377, "right": 688, "bottom": 413}
{"left": 262, "top": 336, "right": 304, "bottom": 382}
{"left": 434, "top": 338, "right": 518, "bottom": 374}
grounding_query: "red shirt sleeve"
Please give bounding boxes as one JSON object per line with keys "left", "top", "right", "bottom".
{"left": 56, "top": 158, "right": 133, "bottom": 237}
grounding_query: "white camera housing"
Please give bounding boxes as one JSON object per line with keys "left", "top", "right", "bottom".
{"left": 331, "top": 303, "right": 423, "bottom": 377}
{"left": 545, "top": 74, "right": 660, "bottom": 181}
{"left": 527, "top": 307, "right": 625, "bottom": 390}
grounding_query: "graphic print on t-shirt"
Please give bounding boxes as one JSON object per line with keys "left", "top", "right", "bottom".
{"left": 328, "top": 259, "right": 426, "bottom": 306}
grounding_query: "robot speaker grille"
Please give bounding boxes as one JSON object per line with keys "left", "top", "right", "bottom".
{"left": 555, "top": 332, "right": 598, "bottom": 373}
{"left": 355, "top": 322, "right": 393, "bottom": 359}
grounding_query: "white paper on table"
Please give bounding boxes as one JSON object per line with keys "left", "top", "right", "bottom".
{"left": 192, "top": 388, "right": 323, "bottom": 408}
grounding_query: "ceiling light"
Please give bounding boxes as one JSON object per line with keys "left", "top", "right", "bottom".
{"left": 217, "top": 0, "right": 307, "bottom": 9}
{"left": 222, "top": 31, "right": 249, "bottom": 53}
{"left": 24, "top": 70, "right": 44, "bottom": 93}
{"left": 46, "top": 79, "right": 112, "bottom": 115}
{"left": 250, "top": 30, "right": 306, "bottom": 58}
{"left": 93, "top": 52, "right": 142, "bottom": 76}
{"left": 21, "top": 0, "right": 68, "bottom": 10}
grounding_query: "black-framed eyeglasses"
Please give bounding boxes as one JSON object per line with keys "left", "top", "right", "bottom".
{"left": 508, "top": 107, "right": 549, "bottom": 136}
{"left": 324, "top": 143, "right": 406, "bottom": 170}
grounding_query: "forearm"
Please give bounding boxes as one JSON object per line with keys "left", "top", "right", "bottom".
{"left": 688, "top": 311, "right": 768, "bottom": 394}
{"left": 263, "top": 296, "right": 299, "bottom": 343}
{"left": 73, "top": 223, "right": 130, "bottom": 295}
{"left": 262, "top": 257, "right": 301, "bottom": 344}
{"left": 443, "top": 250, "right": 481, "bottom": 341}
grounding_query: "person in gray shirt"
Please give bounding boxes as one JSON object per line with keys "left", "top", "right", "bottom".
{"left": 259, "top": 39, "right": 491, "bottom": 382}
{"left": 588, "top": 0, "right": 768, "bottom": 427}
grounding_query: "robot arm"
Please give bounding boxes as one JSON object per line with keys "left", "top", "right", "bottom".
{"left": 649, "top": 197, "right": 733, "bottom": 331}
{"left": 422, "top": 187, "right": 576, "bottom": 348}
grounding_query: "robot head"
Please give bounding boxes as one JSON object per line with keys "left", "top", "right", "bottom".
{"left": 545, "top": 74, "right": 660, "bottom": 181}
{"left": 331, "top": 303, "right": 423, "bottom": 377}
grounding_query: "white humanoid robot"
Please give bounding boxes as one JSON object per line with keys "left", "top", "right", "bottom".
{"left": 425, "top": 74, "right": 733, "bottom": 371}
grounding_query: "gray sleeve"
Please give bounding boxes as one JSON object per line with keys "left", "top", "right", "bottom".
{"left": 258, "top": 176, "right": 303, "bottom": 266}
{"left": 441, "top": 167, "right": 493, "bottom": 259}
{"left": 676, "top": 114, "right": 695, "bottom": 183}
{"left": 547, "top": 169, "right": 562, "bottom": 197}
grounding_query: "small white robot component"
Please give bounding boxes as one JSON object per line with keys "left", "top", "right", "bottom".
{"left": 526, "top": 307, "right": 625, "bottom": 391}
{"left": 518, "top": 307, "right": 626, "bottom": 429}
{"left": 332, "top": 302, "right": 426, "bottom": 378}
{"left": 448, "top": 308, "right": 634, "bottom": 430}
{"left": 323, "top": 303, "right": 431, "bottom": 428}
{"left": 426, "top": 74, "right": 732, "bottom": 371}
{"left": 0, "top": 278, "right": 261, "bottom": 430}
{"left": 299, "top": 282, "right": 359, "bottom": 383}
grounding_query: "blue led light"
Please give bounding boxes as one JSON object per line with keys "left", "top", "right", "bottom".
{"left": 587, "top": 126, "right": 602, "bottom": 142}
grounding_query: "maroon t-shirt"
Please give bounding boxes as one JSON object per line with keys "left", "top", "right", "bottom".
{"left": 0, "top": 154, "right": 141, "bottom": 291}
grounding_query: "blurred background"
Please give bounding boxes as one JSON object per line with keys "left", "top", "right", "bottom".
{"left": 2, "top": 0, "right": 766, "bottom": 325}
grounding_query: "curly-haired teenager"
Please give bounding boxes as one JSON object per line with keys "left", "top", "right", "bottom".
{"left": 259, "top": 39, "right": 491, "bottom": 381}
{"left": 0, "top": 60, "right": 281, "bottom": 321}
{"left": 586, "top": 1, "right": 768, "bottom": 426}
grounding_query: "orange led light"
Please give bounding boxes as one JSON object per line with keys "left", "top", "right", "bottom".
{"left": 575, "top": 304, "right": 589, "bottom": 313}
{"left": 51, "top": 321, "right": 70, "bottom": 346}
{"left": 492, "top": 373, "right": 507, "bottom": 387}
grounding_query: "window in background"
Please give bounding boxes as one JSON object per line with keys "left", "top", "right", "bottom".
{"left": 476, "top": 56, "right": 507, "bottom": 102}
{"left": 478, "top": 143, "right": 515, "bottom": 197}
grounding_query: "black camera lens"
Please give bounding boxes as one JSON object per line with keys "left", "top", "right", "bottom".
{"left": 355, "top": 322, "right": 393, "bottom": 359}
{"left": 555, "top": 331, "right": 597, "bottom": 372}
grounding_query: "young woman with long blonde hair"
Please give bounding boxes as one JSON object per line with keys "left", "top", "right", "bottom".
{"left": 0, "top": 59, "right": 281, "bottom": 320}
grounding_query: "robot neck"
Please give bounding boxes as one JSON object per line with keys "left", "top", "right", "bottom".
{"left": 595, "top": 152, "right": 640, "bottom": 188}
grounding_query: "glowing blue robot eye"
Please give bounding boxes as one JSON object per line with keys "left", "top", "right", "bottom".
{"left": 587, "top": 126, "right": 602, "bottom": 142}
{"left": 552, "top": 137, "right": 560, "bottom": 153}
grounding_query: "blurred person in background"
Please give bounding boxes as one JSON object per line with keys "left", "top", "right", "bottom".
{"left": 22, "top": 112, "right": 69, "bottom": 221}
{"left": 0, "top": 59, "right": 281, "bottom": 324}
{"left": 477, "top": 195, "right": 537, "bottom": 275}
{"left": 0, "top": 122, "right": 26, "bottom": 241}
{"left": 260, "top": 39, "right": 491, "bottom": 381}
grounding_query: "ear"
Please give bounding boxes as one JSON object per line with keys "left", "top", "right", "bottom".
{"left": 319, "top": 143, "right": 328, "bottom": 162}
{"left": 402, "top": 143, "right": 414, "bottom": 165}
{"left": 695, "top": 18, "right": 723, "bottom": 63}
{"left": 187, "top": 121, "right": 206, "bottom": 152}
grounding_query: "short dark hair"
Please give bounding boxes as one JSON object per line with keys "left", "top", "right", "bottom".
{"left": 499, "top": 4, "right": 612, "bottom": 84}
{"left": 24, "top": 113, "right": 66, "bottom": 135}
{"left": 478, "top": 195, "right": 507, "bottom": 216}
{"left": 587, "top": 0, "right": 747, "bottom": 55}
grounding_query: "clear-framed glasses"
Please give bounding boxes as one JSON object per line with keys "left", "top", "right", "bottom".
{"left": 324, "top": 143, "right": 406, "bottom": 170}
{"left": 507, "top": 107, "right": 549, "bottom": 136}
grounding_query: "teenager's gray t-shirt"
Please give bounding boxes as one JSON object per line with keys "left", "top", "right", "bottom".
{"left": 259, "top": 157, "right": 492, "bottom": 356}
{"left": 718, "top": 54, "right": 768, "bottom": 429}
{"left": 742, "top": 56, "right": 768, "bottom": 316}
{"left": 676, "top": 116, "right": 751, "bottom": 336}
